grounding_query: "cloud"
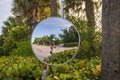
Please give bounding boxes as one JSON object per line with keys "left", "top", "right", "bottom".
{"left": 31, "top": 17, "right": 74, "bottom": 42}
{"left": 39, "top": 17, "right": 73, "bottom": 29}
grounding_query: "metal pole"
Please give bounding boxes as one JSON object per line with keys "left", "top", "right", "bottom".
{"left": 41, "top": 0, "right": 58, "bottom": 79}
{"left": 41, "top": 63, "right": 48, "bottom": 80}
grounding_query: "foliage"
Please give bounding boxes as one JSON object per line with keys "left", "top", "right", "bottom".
{"left": 3, "top": 16, "right": 17, "bottom": 28}
{"left": 53, "top": 37, "right": 61, "bottom": 45}
{"left": 0, "top": 35, "right": 4, "bottom": 47}
{"left": 2, "top": 17, "right": 17, "bottom": 38}
{"left": 68, "top": 17, "right": 102, "bottom": 58}
{"left": 64, "top": 42, "right": 78, "bottom": 47}
{"left": 1, "top": 24, "right": 30, "bottom": 56}
{"left": 12, "top": 0, "right": 50, "bottom": 27}
{"left": 46, "top": 56, "right": 101, "bottom": 80}
{"left": 59, "top": 26, "right": 79, "bottom": 43}
{"left": 0, "top": 56, "right": 41, "bottom": 80}
{"left": 44, "top": 49, "right": 77, "bottom": 65}
{"left": 0, "top": 0, "right": 102, "bottom": 79}
{"left": 33, "top": 34, "right": 61, "bottom": 46}
{"left": 49, "top": 34, "right": 56, "bottom": 42}
{"left": 64, "top": 0, "right": 102, "bottom": 27}
{"left": 8, "top": 25, "right": 30, "bottom": 42}
{"left": 0, "top": 55, "right": 101, "bottom": 80}
{"left": 1, "top": 37, "right": 17, "bottom": 56}
{"left": 10, "top": 40, "right": 33, "bottom": 56}
{"left": 0, "top": 35, "right": 4, "bottom": 56}
{"left": 33, "top": 36, "right": 50, "bottom": 46}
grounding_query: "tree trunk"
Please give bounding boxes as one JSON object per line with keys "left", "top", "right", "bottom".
{"left": 85, "top": 0, "right": 96, "bottom": 57}
{"left": 85, "top": 0, "right": 95, "bottom": 27}
{"left": 102, "top": 0, "right": 120, "bottom": 80}
{"left": 50, "top": 0, "right": 57, "bottom": 17}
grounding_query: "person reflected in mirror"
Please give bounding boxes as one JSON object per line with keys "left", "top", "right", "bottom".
{"left": 50, "top": 42, "right": 56, "bottom": 54}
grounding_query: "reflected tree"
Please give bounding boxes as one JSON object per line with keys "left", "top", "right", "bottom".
{"left": 59, "top": 26, "right": 78, "bottom": 43}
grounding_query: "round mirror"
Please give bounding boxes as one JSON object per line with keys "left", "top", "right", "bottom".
{"left": 31, "top": 17, "right": 80, "bottom": 66}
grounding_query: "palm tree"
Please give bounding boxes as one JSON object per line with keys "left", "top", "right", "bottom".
{"left": 12, "top": 0, "right": 50, "bottom": 31}
{"left": 3, "top": 17, "right": 16, "bottom": 28}
{"left": 2, "top": 17, "right": 17, "bottom": 38}
{"left": 102, "top": 0, "right": 120, "bottom": 80}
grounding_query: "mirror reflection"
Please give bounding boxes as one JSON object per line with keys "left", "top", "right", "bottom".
{"left": 31, "top": 17, "right": 80, "bottom": 65}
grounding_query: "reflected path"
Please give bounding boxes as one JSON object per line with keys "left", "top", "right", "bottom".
{"left": 32, "top": 44, "right": 77, "bottom": 60}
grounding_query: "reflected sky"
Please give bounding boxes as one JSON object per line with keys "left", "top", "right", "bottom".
{"left": 31, "top": 17, "right": 73, "bottom": 42}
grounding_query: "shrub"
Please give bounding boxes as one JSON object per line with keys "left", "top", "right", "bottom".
{"left": 0, "top": 56, "right": 101, "bottom": 80}
{"left": 68, "top": 17, "right": 102, "bottom": 59}
{"left": 0, "top": 35, "right": 4, "bottom": 46}
{"left": 46, "top": 57, "right": 101, "bottom": 80}
{"left": 2, "top": 37, "right": 17, "bottom": 56}
{"left": 0, "top": 56, "right": 41, "bottom": 80}
{"left": 44, "top": 49, "right": 77, "bottom": 65}
{"left": 8, "top": 26, "right": 30, "bottom": 42}
{"left": 64, "top": 42, "right": 78, "bottom": 47}
{"left": 10, "top": 40, "right": 33, "bottom": 56}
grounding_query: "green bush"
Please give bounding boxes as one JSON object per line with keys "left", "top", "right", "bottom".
{"left": 46, "top": 57, "right": 101, "bottom": 80}
{"left": 0, "top": 23, "right": 31, "bottom": 56}
{"left": 0, "top": 35, "right": 4, "bottom": 46}
{"left": 2, "top": 37, "right": 17, "bottom": 56}
{"left": 68, "top": 17, "right": 102, "bottom": 59}
{"left": 0, "top": 36, "right": 4, "bottom": 56}
{"left": 10, "top": 40, "right": 33, "bottom": 56}
{"left": 8, "top": 26, "right": 30, "bottom": 42}
{"left": 0, "top": 56, "right": 41, "bottom": 80}
{"left": 44, "top": 49, "right": 77, "bottom": 65}
{"left": 0, "top": 55, "right": 101, "bottom": 80}
{"left": 64, "top": 42, "right": 78, "bottom": 47}
{"left": 44, "top": 48, "right": 101, "bottom": 80}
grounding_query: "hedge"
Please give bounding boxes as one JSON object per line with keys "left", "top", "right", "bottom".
{"left": 64, "top": 42, "right": 78, "bottom": 47}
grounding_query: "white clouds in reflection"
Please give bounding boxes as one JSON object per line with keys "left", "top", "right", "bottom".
{"left": 31, "top": 17, "right": 74, "bottom": 42}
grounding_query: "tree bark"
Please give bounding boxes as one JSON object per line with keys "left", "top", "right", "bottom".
{"left": 85, "top": 0, "right": 96, "bottom": 57}
{"left": 50, "top": 0, "right": 57, "bottom": 17}
{"left": 85, "top": 0, "right": 95, "bottom": 27}
{"left": 102, "top": 0, "right": 120, "bottom": 80}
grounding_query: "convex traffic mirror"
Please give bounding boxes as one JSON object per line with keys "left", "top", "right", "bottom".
{"left": 31, "top": 17, "right": 80, "bottom": 66}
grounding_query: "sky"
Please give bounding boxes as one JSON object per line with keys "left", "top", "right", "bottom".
{"left": 31, "top": 17, "right": 73, "bottom": 42}
{"left": 0, "top": 0, "right": 13, "bottom": 34}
